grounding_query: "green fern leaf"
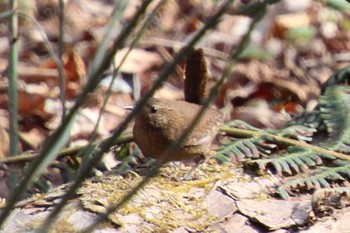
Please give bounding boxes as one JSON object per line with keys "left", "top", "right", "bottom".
{"left": 215, "top": 138, "right": 260, "bottom": 162}
{"left": 252, "top": 149, "right": 332, "bottom": 176}
{"left": 320, "top": 85, "right": 350, "bottom": 154}
{"left": 322, "top": 65, "right": 350, "bottom": 93}
{"left": 286, "top": 110, "right": 326, "bottom": 131}
{"left": 279, "top": 161, "right": 350, "bottom": 199}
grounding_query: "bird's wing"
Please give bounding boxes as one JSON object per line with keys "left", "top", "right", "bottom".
{"left": 183, "top": 109, "right": 223, "bottom": 146}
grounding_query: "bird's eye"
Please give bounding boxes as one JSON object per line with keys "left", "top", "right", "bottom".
{"left": 151, "top": 107, "right": 157, "bottom": 114}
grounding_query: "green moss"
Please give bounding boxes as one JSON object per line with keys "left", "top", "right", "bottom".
{"left": 21, "top": 208, "right": 77, "bottom": 233}
{"left": 78, "top": 162, "right": 239, "bottom": 232}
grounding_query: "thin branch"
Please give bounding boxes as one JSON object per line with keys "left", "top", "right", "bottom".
{"left": 58, "top": 0, "right": 66, "bottom": 120}
{"left": 220, "top": 125, "right": 350, "bottom": 161}
{"left": 0, "top": 133, "right": 133, "bottom": 164}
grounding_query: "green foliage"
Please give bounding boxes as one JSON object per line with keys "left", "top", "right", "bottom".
{"left": 237, "top": 45, "right": 274, "bottom": 60}
{"left": 320, "top": 85, "right": 350, "bottom": 153}
{"left": 279, "top": 161, "right": 350, "bottom": 196}
{"left": 277, "top": 85, "right": 350, "bottom": 198}
{"left": 324, "top": 0, "right": 350, "bottom": 11}
{"left": 322, "top": 65, "right": 350, "bottom": 92}
{"left": 221, "top": 84, "right": 350, "bottom": 199}
{"left": 285, "top": 26, "right": 317, "bottom": 42}
{"left": 215, "top": 138, "right": 261, "bottom": 163}
{"left": 281, "top": 85, "right": 350, "bottom": 198}
{"left": 218, "top": 121, "right": 278, "bottom": 162}
{"left": 286, "top": 110, "right": 326, "bottom": 131}
{"left": 252, "top": 148, "right": 334, "bottom": 176}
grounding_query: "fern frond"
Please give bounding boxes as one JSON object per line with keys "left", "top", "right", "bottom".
{"left": 278, "top": 161, "right": 350, "bottom": 199}
{"left": 215, "top": 138, "right": 260, "bottom": 163}
{"left": 215, "top": 134, "right": 281, "bottom": 163}
{"left": 286, "top": 110, "right": 326, "bottom": 130}
{"left": 321, "top": 65, "right": 350, "bottom": 93}
{"left": 252, "top": 148, "right": 333, "bottom": 176}
{"left": 320, "top": 85, "right": 350, "bottom": 154}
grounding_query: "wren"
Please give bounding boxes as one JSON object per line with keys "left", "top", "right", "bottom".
{"left": 125, "top": 98, "right": 223, "bottom": 164}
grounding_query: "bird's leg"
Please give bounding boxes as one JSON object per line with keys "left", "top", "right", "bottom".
{"left": 180, "top": 156, "right": 205, "bottom": 180}
{"left": 181, "top": 150, "right": 218, "bottom": 180}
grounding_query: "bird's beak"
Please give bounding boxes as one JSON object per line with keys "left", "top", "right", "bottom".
{"left": 123, "top": 105, "right": 135, "bottom": 111}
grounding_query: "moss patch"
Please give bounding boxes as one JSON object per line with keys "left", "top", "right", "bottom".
{"left": 78, "top": 163, "right": 239, "bottom": 232}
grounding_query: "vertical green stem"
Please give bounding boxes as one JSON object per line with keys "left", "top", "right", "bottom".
{"left": 7, "top": 0, "right": 19, "bottom": 195}
{"left": 7, "top": 0, "right": 18, "bottom": 157}
{"left": 58, "top": 0, "right": 66, "bottom": 119}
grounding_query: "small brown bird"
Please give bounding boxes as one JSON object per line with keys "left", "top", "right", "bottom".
{"left": 125, "top": 98, "right": 223, "bottom": 164}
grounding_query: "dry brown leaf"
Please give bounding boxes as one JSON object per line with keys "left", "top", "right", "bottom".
{"left": 17, "top": 91, "right": 47, "bottom": 114}
{"left": 114, "top": 48, "right": 162, "bottom": 74}
{"left": 43, "top": 48, "right": 86, "bottom": 98}
{"left": 218, "top": 59, "right": 318, "bottom": 115}
{"left": 19, "top": 127, "right": 47, "bottom": 150}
